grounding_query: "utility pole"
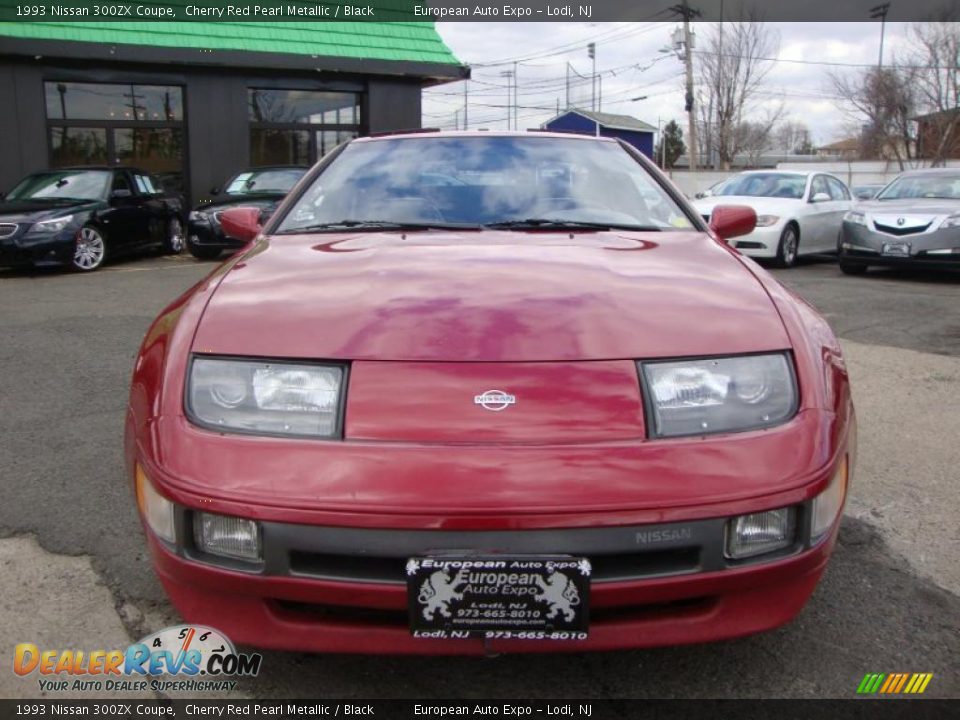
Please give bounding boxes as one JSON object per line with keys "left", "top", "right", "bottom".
{"left": 463, "top": 79, "right": 468, "bottom": 130}
{"left": 671, "top": 2, "right": 700, "bottom": 172}
{"left": 513, "top": 61, "right": 519, "bottom": 130}
{"left": 500, "top": 69, "right": 515, "bottom": 130}
{"left": 588, "top": 42, "right": 596, "bottom": 111}
{"left": 870, "top": 3, "right": 891, "bottom": 68}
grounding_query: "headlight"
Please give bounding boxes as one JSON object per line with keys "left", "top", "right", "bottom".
{"left": 27, "top": 214, "right": 74, "bottom": 234}
{"left": 194, "top": 512, "right": 261, "bottom": 561}
{"left": 844, "top": 211, "right": 867, "bottom": 226}
{"left": 755, "top": 214, "right": 780, "bottom": 227}
{"left": 187, "top": 356, "right": 344, "bottom": 438}
{"left": 725, "top": 507, "right": 796, "bottom": 559}
{"left": 939, "top": 214, "right": 960, "bottom": 229}
{"left": 639, "top": 353, "right": 797, "bottom": 438}
{"left": 135, "top": 464, "right": 176, "bottom": 544}
{"left": 811, "top": 456, "right": 849, "bottom": 541}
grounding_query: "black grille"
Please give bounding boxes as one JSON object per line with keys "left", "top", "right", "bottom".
{"left": 874, "top": 222, "right": 931, "bottom": 236}
{"left": 289, "top": 546, "right": 702, "bottom": 585}
{"left": 269, "top": 596, "right": 716, "bottom": 627}
{"left": 0, "top": 223, "right": 17, "bottom": 239}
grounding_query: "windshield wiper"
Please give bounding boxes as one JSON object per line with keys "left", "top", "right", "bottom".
{"left": 278, "top": 220, "right": 480, "bottom": 234}
{"left": 484, "top": 218, "right": 662, "bottom": 231}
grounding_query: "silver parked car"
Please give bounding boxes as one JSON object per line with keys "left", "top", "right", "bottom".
{"left": 839, "top": 168, "right": 960, "bottom": 275}
{"left": 693, "top": 171, "right": 853, "bottom": 267}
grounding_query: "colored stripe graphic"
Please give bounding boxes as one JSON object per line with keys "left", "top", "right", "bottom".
{"left": 857, "top": 673, "right": 932, "bottom": 694}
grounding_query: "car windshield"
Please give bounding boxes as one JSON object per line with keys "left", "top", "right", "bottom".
{"left": 875, "top": 174, "right": 960, "bottom": 201}
{"left": 275, "top": 136, "right": 694, "bottom": 233}
{"left": 225, "top": 168, "right": 307, "bottom": 195}
{"left": 713, "top": 173, "right": 807, "bottom": 200}
{"left": 6, "top": 170, "right": 110, "bottom": 202}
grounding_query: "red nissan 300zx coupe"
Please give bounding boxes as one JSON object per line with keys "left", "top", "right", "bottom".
{"left": 125, "top": 131, "right": 855, "bottom": 654}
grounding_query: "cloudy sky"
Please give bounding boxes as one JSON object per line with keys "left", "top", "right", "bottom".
{"left": 423, "top": 22, "right": 915, "bottom": 147}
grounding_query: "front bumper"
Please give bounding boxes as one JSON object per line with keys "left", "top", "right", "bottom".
{"left": 147, "top": 523, "right": 836, "bottom": 655}
{"left": 0, "top": 234, "right": 75, "bottom": 268}
{"left": 728, "top": 225, "right": 783, "bottom": 259}
{"left": 138, "top": 451, "right": 847, "bottom": 654}
{"left": 841, "top": 222, "right": 960, "bottom": 268}
{"left": 188, "top": 219, "right": 245, "bottom": 250}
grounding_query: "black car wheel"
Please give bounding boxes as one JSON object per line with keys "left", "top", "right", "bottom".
{"left": 774, "top": 224, "right": 799, "bottom": 268}
{"left": 72, "top": 226, "right": 107, "bottom": 272}
{"left": 188, "top": 243, "right": 222, "bottom": 260}
{"left": 164, "top": 217, "right": 186, "bottom": 255}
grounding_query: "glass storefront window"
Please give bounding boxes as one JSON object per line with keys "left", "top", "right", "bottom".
{"left": 49, "top": 128, "right": 108, "bottom": 166}
{"left": 318, "top": 130, "right": 359, "bottom": 158}
{"left": 249, "top": 129, "right": 311, "bottom": 166}
{"left": 45, "top": 82, "right": 183, "bottom": 122}
{"left": 115, "top": 128, "right": 184, "bottom": 192}
{"left": 248, "top": 89, "right": 360, "bottom": 125}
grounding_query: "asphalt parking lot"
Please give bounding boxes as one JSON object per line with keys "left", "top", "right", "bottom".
{"left": 0, "top": 254, "right": 957, "bottom": 699}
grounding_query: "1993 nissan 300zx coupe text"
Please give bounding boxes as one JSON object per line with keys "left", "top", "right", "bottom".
{"left": 125, "top": 132, "right": 855, "bottom": 654}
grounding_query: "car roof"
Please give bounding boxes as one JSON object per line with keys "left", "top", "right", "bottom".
{"left": 352, "top": 130, "right": 620, "bottom": 144}
{"left": 58, "top": 165, "right": 145, "bottom": 173}
{"left": 735, "top": 170, "right": 814, "bottom": 177}
{"left": 234, "top": 165, "right": 309, "bottom": 172}
{"left": 896, "top": 167, "right": 960, "bottom": 177}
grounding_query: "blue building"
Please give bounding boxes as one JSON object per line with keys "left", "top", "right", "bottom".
{"left": 542, "top": 109, "right": 657, "bottom": 159}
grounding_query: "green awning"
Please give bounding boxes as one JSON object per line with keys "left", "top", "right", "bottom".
{"left": 0, "top": 19, "right": 461, "bottom": 67}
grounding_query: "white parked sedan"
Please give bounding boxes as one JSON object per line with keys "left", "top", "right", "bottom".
{"left": 693, "top": 171, "right": 854, "bottom": 267}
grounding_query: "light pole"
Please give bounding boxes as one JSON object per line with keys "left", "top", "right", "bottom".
{"left": 588, "top": 42, "right": 596, "bottom": 111}
{"left": 870, "top": 3, "right": 891, "bottom": 68}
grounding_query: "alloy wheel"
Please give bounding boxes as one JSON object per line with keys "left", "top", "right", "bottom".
{"left": 73, "top": 227, "right": 106, "bottom": 271}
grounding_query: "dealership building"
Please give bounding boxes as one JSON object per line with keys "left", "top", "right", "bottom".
{"left": 0, "top": 18, "right": 466, "bottom": 204}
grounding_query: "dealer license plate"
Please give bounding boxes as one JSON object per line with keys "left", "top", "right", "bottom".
{"left": 407, "top": 556, "right": 590, "bottom": 640}
{"left": 882, "top": 241, "right": 911, "bottom": 257}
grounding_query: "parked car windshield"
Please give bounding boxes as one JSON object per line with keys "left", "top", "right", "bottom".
{"left": 875, "top": 173, "right": 960, "bottom": 201}
{"left": 225, "top": 168, "right": 307, "bottom": 195}
{"left": 275, "top": 136, "right": 694, "bottom": 232}
{"left": 713, "top": 173, "right": 807, "bottom": 200}
{"left": 7, "top": 170, "right": 111, "bottom": 202}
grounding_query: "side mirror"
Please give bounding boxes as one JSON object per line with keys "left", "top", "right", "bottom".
{"left": 218, "top": 206, "right": 263, "bottom": 243}
{"left": 209, "top": 187, "right": 220, "bottom": 196}
{"left": 709, "top": 205, "right": 757, "bottom": 242}
{"left": 110, "top": 189, "right": 133, "bottom": 200}
{"left": 810, "top": 192, "right": 831, "bottom": 203}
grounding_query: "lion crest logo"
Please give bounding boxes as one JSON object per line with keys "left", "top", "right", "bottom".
{"left": 417, "top": 568, "right": 467, "bottom": 621}
{"left": 534, "top": 570, "right": 581, "bottom": 622}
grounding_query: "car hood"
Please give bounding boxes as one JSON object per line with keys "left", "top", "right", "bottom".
{"left": 857, "top": 198, "right": 960, "bottom": 217}
{"left": 693, "top": 195, "right": 803, "bottom": 216}
{"left": 192, "top": 230, "right": 791, "bottom": 362}
{"left": 0, "top": 198, "right": 101, "bottom": 223}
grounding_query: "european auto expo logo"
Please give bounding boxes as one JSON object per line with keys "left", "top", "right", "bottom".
{"left": 13, "top": 625, "right": 261, "bottom": 693}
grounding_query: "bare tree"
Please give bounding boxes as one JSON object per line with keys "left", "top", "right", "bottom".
{"left": 773, "top": 121, "right": 813, "bottom": 156}
{"left": 828, "top": 67, "right": 916, "bottom": 168}
{"left": 905, "top": 19, "right": 960, "bottom": 165}
{"left": 696, "top": 12, "right": 780, "bottom": 170}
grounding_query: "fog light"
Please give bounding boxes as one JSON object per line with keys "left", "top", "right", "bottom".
{"left": 194, "top": 513, "right": 261, "bottom": 561}
{"left": 725, "top": 507, "right": 795, "bottom": 559}
{"left": 811, "top": 456, "right": 849, "bottom": 541}
{"left": 135, "top": 464, "right": 176, "bottom": 544}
